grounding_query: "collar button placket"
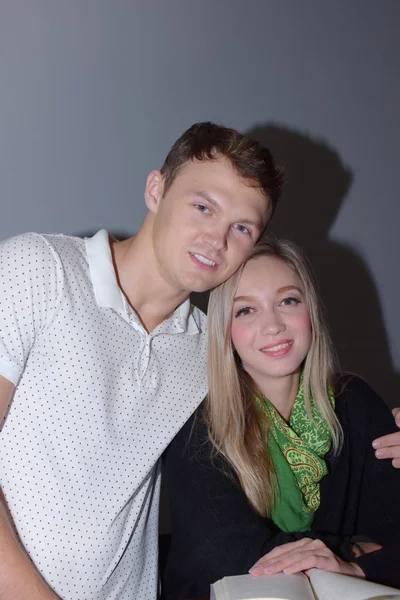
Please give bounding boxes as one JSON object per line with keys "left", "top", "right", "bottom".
{"left": 138, "top": 334, "right": 152, "bottom": 384}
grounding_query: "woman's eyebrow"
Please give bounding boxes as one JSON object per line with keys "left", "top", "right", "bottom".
{"left": 277, "top": 285, "right": 303, "bottom": 293}
{"left": 233, "top": 295, "right": 256, "bottom": 303}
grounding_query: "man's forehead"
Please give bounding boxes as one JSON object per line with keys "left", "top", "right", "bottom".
{"left": 166, "top": 157, "right": 270, "bottom": 219}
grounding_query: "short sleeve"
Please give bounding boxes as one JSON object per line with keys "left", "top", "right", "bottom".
{"left": 0, "top": 233, "right": 63, "bottom": 385}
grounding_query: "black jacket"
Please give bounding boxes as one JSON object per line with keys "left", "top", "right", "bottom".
{"left": 162, "top": 376, "right": 400, "bottom": 599}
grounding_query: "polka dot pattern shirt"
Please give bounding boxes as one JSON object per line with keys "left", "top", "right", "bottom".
{"left": 0, "top": 230, "right": 208, "bottom": 600}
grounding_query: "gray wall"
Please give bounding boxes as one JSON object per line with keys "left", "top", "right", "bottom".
{"left": 1, "top": 0, "right": 399, "bottom": 407}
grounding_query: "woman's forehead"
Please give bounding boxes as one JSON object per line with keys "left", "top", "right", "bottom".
{"left": 238, "top": 255, "right": 301, "bottom": 290}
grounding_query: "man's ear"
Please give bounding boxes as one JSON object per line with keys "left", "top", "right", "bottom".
{"left": 145, "top": 170, "right": 164, "bottom": 213}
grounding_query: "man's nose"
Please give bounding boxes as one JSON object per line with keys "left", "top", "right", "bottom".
{"left": 203, "top": 223, "right": 228, "bottom": 252}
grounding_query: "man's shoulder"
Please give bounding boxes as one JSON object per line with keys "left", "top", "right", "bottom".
{"left": 0, "top": 232, "right": 63, "bottom": 274}
{"left": 39, "top": 231, "right": 86, "bottom": 254}
{"left": 0, "top": 232, "right": 91, "bottom": 292}
{"left": 0, "top": 231, "right": 85, "bottom": 257}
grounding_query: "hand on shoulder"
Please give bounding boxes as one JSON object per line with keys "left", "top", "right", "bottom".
{"left": 373, "top": 407, "right": 400, "bottom": 469}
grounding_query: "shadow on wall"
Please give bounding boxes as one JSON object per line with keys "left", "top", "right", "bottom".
{"left": 76, "top": 230, "right": 133, "bottom": 241}
{"left": 248, "top": 123, "right": 398, "bottom": 409}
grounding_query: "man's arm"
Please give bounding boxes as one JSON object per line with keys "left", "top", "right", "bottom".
{"left": 373, "top": 407, "right": 400, "bottom": 468}
{"left": 0, "top": 375, "right": 60, "bottom": 600}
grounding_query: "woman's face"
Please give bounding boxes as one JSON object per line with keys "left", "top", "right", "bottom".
{"left": 231, "top": 255, "right": 312, "bottom": 389}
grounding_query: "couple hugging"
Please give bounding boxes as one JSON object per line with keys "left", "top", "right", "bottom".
{"left": 0, "top": 122, "right": 399, "bottom": 600}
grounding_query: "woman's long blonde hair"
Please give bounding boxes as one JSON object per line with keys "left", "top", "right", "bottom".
{"left": 205, "top": 236, "right": 343, "bottom": 517}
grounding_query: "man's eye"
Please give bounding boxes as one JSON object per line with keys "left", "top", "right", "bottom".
{"left": 196, "top": 204, "right": 210, "bottom": 213}
{"left": 235, "top": 306, "right": 253, "bottom": 317}
{"left": 280, "top": 297, "right": 300, "bottom": 306}
{"left": 234, "top": 223, "right": 250, "bottom": 234}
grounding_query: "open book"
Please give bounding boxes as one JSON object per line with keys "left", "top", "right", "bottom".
{"left": 210, "top": 569, "right": 400, "bottom": 600}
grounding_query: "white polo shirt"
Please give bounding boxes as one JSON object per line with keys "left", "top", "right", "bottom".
{"left": 0, "top": 230, "right": 208, "bottom": 600}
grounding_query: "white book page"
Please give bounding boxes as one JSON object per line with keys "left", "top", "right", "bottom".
{"left": 211, "top": 573, "right": 315, "bottom": 600}
{"left": 308, "top": 569, "right": 400, "bottom": 600}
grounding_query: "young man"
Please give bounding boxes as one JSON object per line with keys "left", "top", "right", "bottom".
{"left": 0, "top": 122, "right": 283, "bottom": 600}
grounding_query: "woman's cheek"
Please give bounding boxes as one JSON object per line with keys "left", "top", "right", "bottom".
{"left": 300, "top": 310, "right": 312, "bottom": 339}
{"left": 292, "top": 310, "right": 312, "bottom": 351}
{"left": 231, "top": 321, "right": 253, "bottom": 353}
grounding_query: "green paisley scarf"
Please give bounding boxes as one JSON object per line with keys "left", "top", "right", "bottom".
{"left": 258, "top": 373, "right": 334, "bottom": 532}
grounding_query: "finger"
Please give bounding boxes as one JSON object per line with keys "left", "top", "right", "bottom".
{"left": 250, "top": 553, "right": 310, "bottom": 575}
{"left": 250, "top": 550, "right": 310, "bottom": 575}
{"left": 250, "top": 543, "right": 330, "bottom": 575}
{"left": 250, "top": 552, "right": 294, "bottom": 575}
{"left": 373, "top": 431, "right": 400, "bottom": 450}
{"left": 393, "top": 408, "right": 400, "bottom": 427}
{"left": 282, "top": 553, "right": 336, "bottom": 575}
{"left": 375, "top": 446, "right": 400, "bottom": 460}
{"left": 251, "top": 538, "right": 314, "bottom": 566}
{"left": 393, "top": 458, "right": 400, "bottom": 468}
{"left": 284, "top": 554, "right": 360, "bottom": 578}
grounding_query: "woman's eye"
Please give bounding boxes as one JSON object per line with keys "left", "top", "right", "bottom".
{"left": 280, "top": 297, "right": 300, "bottom": 306}
{"left": 233, "top": 223, "right": 250, "bottom": 235}
{"left": 235, "top": 306, "right": 253, "bottom": 317}
{"left": 196, "top": 204, "right": 210, "bottom": 214}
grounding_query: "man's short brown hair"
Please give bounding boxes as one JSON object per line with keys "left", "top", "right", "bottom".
{"left": 160, "top": 122, "right": 284, "bottom": 217}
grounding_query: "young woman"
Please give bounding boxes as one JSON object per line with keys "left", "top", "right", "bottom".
{"left": 162, "top": 237, "right": 400, "bottom": 600}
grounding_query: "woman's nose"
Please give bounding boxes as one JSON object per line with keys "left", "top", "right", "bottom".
{"left": 259, "top": 310, "right": 285, "bottom": 336}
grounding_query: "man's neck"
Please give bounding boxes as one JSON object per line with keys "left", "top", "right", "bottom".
{"left": 111, "top": 229, "right": 189, "bottom": 333}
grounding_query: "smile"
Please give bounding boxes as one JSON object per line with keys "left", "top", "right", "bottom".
{"left": 190, "top": 253, "right": 217, "bottom": 267}
{"left": 260, "top": 340, "right": 293, "bottom": 355}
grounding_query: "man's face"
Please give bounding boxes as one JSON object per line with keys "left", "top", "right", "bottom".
{"left": 146, "top": 156, "right": 271, "bottom": 294}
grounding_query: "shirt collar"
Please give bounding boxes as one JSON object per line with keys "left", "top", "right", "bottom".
{"left": 85, "top": 230, "right": 200, "bottom": 335}
{"left": 175, "top": 298, "right": 201, "bottom": 335}
{"left": 85, "top": 229, "right": 125, "bottom": 312}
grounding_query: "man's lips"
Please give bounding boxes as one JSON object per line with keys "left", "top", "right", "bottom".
{"left": 189, "top": 252, "right": 219, "bottom": 270}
